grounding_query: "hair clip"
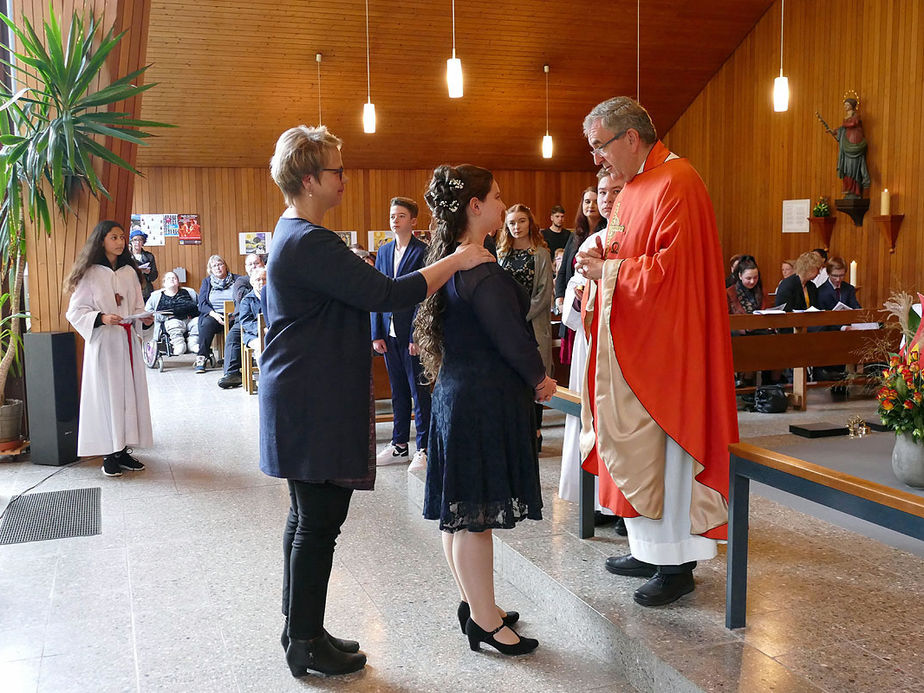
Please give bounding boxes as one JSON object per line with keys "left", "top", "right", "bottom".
{"left": 438, "top": 199, "right": 460, "bottom": 212}
{"left": 448, "top": 178, "right": 464, "bottom": 190}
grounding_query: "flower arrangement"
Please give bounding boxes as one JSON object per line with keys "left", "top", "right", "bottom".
{"left": 877, "top": 349, "right": 923, "bottom": 442}
{"left": 812, "top": 196, "right": 831, "bottom": 217}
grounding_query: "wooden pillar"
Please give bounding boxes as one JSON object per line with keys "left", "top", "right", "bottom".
{"left": 20, "top": 0, "right": 152, "bottom": 332}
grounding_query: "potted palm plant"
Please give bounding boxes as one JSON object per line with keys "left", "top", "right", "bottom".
{"left": 0, "top": 7, "right": 169, "bottom": 446}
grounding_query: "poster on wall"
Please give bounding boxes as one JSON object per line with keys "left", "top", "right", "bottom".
{"left": 412, "top": 229, "right": 432, "bottom": 244}
{"left": 178, "top": 214, "right": 202, "bottom": 245}
{"left": 139, "top": 214, "right": 166, "bottom": 246}
{"left": 335, "top": 231, "right": 358, "bottom": 246}
{"left": 239, "top": 232, "right": 273, "bottom": 255}
{"left": 163, "top": 214, "right": 179, "bottom": 237}
{"left": 367, "top": 230, "right": 395, "bottom": 251}
{"left": 781, "top": 199, "right": 811, "bottom": 233}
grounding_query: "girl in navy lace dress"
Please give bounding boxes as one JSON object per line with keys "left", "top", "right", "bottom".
{"left": 415, "top": 165, "right": 557, "bottom": 656}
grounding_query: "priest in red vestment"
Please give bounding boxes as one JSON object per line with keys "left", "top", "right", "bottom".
{"left": 576, "top": 97, "right": 738, "bottom": 607}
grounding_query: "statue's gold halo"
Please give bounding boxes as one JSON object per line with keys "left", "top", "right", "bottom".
{"left": 843, "top": 89, "right": 860, "bottom": 106}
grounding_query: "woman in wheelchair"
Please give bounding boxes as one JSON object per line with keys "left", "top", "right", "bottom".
{"left": 144, "top": 272, "right": 199, "bottom": 367}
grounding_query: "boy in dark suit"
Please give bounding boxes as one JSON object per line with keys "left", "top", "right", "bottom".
{"left": 371, "top": 197, "right": 431, "bottom": 470}
{"left": 816, "top": 256, "right": 861, "bottom": 309}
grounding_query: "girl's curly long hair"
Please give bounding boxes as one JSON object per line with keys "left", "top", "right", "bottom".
{"left": 496, "top": 203, "right": 548, "bottom": 258}
{"left": 413, "top": 164, "right": 494, "bottom": 382}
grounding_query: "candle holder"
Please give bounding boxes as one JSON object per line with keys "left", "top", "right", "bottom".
{"left": 873, "top": 214, "right": 904, "bottom": 253}
{"left": 847, "top": 415, "right": 870, "bottom": 438}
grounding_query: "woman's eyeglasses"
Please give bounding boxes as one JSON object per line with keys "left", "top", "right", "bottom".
{"left": 321, "top": 167, "right": 345, "bottom": 180}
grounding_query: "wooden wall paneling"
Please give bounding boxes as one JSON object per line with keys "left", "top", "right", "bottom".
{"left": 664, "top": 0, "right": 924, "bottom": 311}
{"left": 132, "top": 167, "right": 604, "bottom": 292}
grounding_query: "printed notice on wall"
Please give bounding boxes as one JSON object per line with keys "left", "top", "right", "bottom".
{"left": 781, "top": 199, "right": 810, "bottom": 233}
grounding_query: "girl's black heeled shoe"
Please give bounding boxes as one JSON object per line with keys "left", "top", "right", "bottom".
{"left": 465, "top": 618, "right": 538, "bottom": 656}
{"left": 282, "top": 622, "right": 360, "bottom": 654}
{"left": 456, "top": 601, "right": 519, "bottom": 634}
{"left": 286, "top": 634, "right": 366, "bottom": 677}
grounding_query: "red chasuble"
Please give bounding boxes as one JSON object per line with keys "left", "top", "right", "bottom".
{"left": 581, "top": 141, "right": 738, "bottom": 540}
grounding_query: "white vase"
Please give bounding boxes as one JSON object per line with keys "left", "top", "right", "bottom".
{"left": 891, "top": 433, "right": 924, "bottom": 488}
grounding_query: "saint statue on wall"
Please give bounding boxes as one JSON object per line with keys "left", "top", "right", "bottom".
{"left": 817, "top": 91, "right": 870, "bottom": 199}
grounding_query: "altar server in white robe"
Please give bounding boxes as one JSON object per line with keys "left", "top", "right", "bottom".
{"left": 65, "top": 220, "right": 154, "bottom": 477}
{"left": 558, "top": 171, "right": 622, "bottom": 529}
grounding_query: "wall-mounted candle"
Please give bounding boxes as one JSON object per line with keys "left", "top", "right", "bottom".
{"left": 881, "top": 188, "right": 891, "bottom": 215}
{"left": 849, "top": 260, "right": 857, "bottom": 286}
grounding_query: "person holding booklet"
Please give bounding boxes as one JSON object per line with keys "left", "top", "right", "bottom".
{"left": 66, "top": 220, "right": 154, "bottom": 477}
{"left": 816, "top": 256, "right": 861, "bottom": 310}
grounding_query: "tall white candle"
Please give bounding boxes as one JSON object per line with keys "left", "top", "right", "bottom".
{"left": 881, "top": 188, "right": 890, "bottom": 215}
{"left": 849, "top": 260, "right": 857, "bottom": 286}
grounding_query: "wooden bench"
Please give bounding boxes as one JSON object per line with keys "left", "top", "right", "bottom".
{"left": 729, "top": 309, "right": 897, "bottom": 410}
{"left": 726, "top": 440, "right": 924, "bottom": 629}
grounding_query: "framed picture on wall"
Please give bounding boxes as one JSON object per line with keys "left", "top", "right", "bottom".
{"left": 335, "top": 231, "right": 358, "bottom": 246}
{"left": 239, "top": 232, "right": 273, "bottom": 255}
{"left": 178, "top": 214, "right": 202, "bottom": 245}
{"left": 163, "top": 214, "right": 179, "bottom": 237}
{"left": 367, "top": 230, "right": 395, "bottom": 251}
{"left": 139, "top": 213, "right": 166, "bottom": 246}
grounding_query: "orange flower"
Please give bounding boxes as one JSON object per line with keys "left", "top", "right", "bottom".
{"left": 881, "top": 399, "right": 895, "bottom": 411}
{"left": 914, "top": 391, "right": 924, "bottom": 404}
{"left": 890, "top": 355, "right": 901, "bottom": 367}
{"left": 904, "top": 400, "right": 914, "bottom": 410}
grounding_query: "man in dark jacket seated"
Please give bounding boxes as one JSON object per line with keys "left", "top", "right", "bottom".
{"left": 218, "top": 253, "right": 266, "bottom": 389}
{"left": 816, "top": 256, "right": 860, "bottom": 310}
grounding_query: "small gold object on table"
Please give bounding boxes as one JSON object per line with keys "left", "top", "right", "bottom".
{"left": 846, "top": 415, "right": 870, "bottom": 438}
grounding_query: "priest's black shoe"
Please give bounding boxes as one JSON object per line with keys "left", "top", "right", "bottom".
{"left": 457, "top": 601, "right": 518, "bottom": 634}
{"left": 604, "top": 554, "right": 656, "bottom": 578}
{"left": 282, "top": 622, "right": 359, "bottom": 653}
{"left": 465, "top": 619, "right": 538, "bottom": 656}
{"left": 285, "top": 634, "right": 366, "bottom": 677}
{"left": 633, "top": 572, "right": 695, "bottom": 607}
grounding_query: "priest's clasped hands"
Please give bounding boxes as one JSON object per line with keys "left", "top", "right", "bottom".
{"left": 575, "top": 235, "right": 606, "bottom": 281}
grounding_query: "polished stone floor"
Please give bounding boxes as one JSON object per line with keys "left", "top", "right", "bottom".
{"left": 0, "top": 362, "right": 921, "bottom": 692}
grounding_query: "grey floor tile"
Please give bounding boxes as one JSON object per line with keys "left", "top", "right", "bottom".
{"left": 0, "top": 656, "right": 41, "bottom": 693}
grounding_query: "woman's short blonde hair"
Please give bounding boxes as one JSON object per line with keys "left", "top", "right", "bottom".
{"left": 206, "top": 254, "right": 227, "bottom": 275}
{"left": 794, "top": 251, "right": 823, "bottom": 276}
{"left": 270, "top": 125, "right": 343, "bottom": 205}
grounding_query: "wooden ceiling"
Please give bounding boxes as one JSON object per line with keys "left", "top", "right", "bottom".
{"left": 138, "top": 0, "right": 775, "bottom": 171}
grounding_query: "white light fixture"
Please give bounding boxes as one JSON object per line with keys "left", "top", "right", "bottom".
{"left": 362, "top": 0, "right": 376, "bottom": 132}
{"left": 773, "top": 0, "right": 789, "bottom": 112}
{"left": 446, "top": 0, "right": 463, "bottom": 98}
{"left": 541, "top": 65, "right": 553, "bottom": 158}
{"left": 315, "top": 53, "right": 323, "bottom": 125}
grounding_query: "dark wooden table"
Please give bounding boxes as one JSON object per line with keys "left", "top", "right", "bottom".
{"left": 726, "top": 438, "right": 924, "bottom": 629}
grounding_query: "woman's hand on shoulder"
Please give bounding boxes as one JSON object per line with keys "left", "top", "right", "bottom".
{"left": 452, "top": 243, "right": 494, "bottom": 270}
{"left": 534, "top": 375, "right": 557, "bottom": 403}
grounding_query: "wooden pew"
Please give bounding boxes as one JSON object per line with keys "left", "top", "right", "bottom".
{"left": 729, "top": 309, "right": 897, "bottom": 410}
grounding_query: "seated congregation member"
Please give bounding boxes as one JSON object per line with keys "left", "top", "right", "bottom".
{"left": 416, "top": 164, "right": 557, "bottom": 657}
{"left": 811, "top": 247, "right": 830, "bottom": 287}
{"left": 554, "top": 186, "right": 605, "bottom": 364}
{"left": 725, "top": 253, "right": 743, "bottom": 289}
{"left": 218, "top": 253, "right": 266, "bottom": 389}
{"left": 726, "top": 255, "right": 763, "bottom": 315}
{"left": 498, "top": 203, "right": 553, "bottom": 450}
{"left": 145, "top": 271, "right": 199, "bottom": 354}
{"left": 372, "top": 196, "right": 432, "bottom": 470}
{"left": 540, "top": 204, "right": 571, "bottom": 256}
{"left": 774, "top": 251, "right": 822, "bottom": 311}
{"left": 780, "top": 258, "right": 795, "bottom": 281}
{"left": 817, "top": 256, "right": 860, "bottom": 309}
{"left": 260, "top": 125, "right": 493, "bottom": 678}
{"left": 239, "top": 267, "right": 266, "bottom": 356}
{"left": 129, "top": 229, "right": 158, "bottom": 301}
{"left": 194, "top": 255, "right": 242, "bottom": 373}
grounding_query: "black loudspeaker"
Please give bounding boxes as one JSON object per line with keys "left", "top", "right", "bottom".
{"left": 24, "top": 332, "right": 79, "bottom": 466}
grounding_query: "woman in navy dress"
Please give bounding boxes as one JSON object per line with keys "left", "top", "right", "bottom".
{"left": 415, "top": 165, "right": 557, "bottom": 656}
{"left": 261, "top": 128, "right": 493, "bottom": 678}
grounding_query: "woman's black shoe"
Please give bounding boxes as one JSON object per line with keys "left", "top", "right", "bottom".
{"left": 285, "top": 635, "right": 366, "bottom": 677}
{"left": 282, "top": 623, "right": 359, "bottom": 653}
{"left": 465, "top": 618, "right": 538, "bottom": 655}
{"left": 456, "top": 601, "right": 519, "bottom": 634}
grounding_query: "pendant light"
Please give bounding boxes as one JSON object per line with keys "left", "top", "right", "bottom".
{"left": 541, "top": 65, "right": 553, "bottom": 159}
{"left": 773, "top": 0, "right": 789, "bottom": 112}
{"left": 315, "top": 53, "right": 323, "bottom": 125}
{"left": 362, "top": 0, "right": 376, "bottom": 132}
{"left": 446, "top": 0, "right": 463, "bottom": 98}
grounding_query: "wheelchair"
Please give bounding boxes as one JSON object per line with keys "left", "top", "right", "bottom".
{"left": 142, "top": 319, "right": 216, "bottom": 372}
